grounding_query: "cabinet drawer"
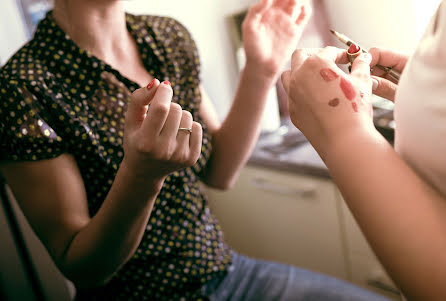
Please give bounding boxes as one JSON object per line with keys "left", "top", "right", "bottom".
{"left": 350, "top": 254, "right": 401, "bottom": 300}
{"left": 205, "top": 165, "right": 347, "bottom": 280}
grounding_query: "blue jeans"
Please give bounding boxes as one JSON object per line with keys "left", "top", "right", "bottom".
{"left": 202, "top": 253, "right": 390, "bottom": 301}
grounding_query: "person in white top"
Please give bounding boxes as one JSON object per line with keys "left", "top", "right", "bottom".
{"left": 281, "top": 1, "right": 446, "bottom": 300}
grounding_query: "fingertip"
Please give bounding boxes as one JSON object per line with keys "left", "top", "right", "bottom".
{"left": 190, "top": 121, "right": 203, "bottom": 152}
{"left": 281, "top": 70, "right": 291, "bottom": 93}
{"left": 192, "top": 121, "right": 203, "bottom": 132}
{"left": 371, "top": 77, "right": 379, "bottom": 91}
{"left": 368, "top": 47, "right": 380, "bottom": 67}
{"left": 155, "top": 80, "right": 174, "bottom": 98}
{"left": 296, "top": 3, "right": 312, "bottom": 25}
{"left": 132, "top": 78, "right": 160, "bottom": 106}
{"left": 351, "top": 53, "right": 372, "bottom": 76}
{"left": 362, "top": 53, "right": 373, "bottom": 64}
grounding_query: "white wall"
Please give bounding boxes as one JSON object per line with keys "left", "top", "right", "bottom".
{"left": 0, "top": 0, "right": 29, "bottom": 66}
{"left": 124, "top": 0, "right": 441, "bottom": 120}
{"left": 324, "top": 0, "right": 441, "bottom": 52}
{"left": 1, "top": 0, "right": 441, "bottom": 115}
{"left": 123, "top": 0, "right": 257, "bottom": 120}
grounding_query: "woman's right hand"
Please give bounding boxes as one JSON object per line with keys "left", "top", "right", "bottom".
{"left": 369, "top": 47, "right": 409, "bottom": 101}
{"left": 123, "top": 79, "right": 203, "bottom": 187}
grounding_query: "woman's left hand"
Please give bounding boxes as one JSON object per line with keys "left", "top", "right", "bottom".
{"left": 242, "top": 0, "right": 312, "bottom": 78}
{"left": 281, "top": 47, "right": 376, "bottom": 156}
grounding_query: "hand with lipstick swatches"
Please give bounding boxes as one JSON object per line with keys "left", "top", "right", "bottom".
{"left": 281, "top": 47, "right": 374, "bottom": 153}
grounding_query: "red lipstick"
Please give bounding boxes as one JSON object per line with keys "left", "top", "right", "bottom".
{"left": 348, "top": 43, "right": 360, "bottom": 54}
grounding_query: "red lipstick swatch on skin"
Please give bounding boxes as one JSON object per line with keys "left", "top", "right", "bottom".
{"left": 352, "top": 102, "right": 358, "bottom": 112}
{"left": 340, "top": 77, "right": 356, "bottom": 101}
{"left": 320, "top": 68, "right": 339, "bottom": 82}
{"left": 328, "top": 98, "right": 340, "bottom": 107}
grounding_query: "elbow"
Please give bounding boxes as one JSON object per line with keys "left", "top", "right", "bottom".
{"left": 55, "top": 245, "right": 121, "bottom": 289}
{"left": 61, "top": 263, "right": 117, "bottom": 289}
{"left": 203, "top": 175, "right": 237, "bottom": 191}
{"left": 68, "top": 274, "right": 113, "bottom": 289}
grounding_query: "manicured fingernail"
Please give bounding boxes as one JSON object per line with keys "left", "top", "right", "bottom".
{"left": 146, "top": 78, "right": 156, "bottom": 90}
{"left": 372, "top": 78, "right": 378, "bottom": 91}
{"left": 162, "top": 81, "right": 171, "bottom": 86}
{"left": 360, "top": 53, "right": 372, "bottom": 64}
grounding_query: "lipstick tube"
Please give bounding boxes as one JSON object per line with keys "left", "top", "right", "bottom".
{"left": 330, "top": 29, "right": 401, "bottom": 83}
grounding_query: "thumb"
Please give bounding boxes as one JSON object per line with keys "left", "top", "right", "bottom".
{"left": 281, "top": 70, "right": 291, "bottom": 95}
{"left": 371, "top": 76, "right": 398, "bottom": 102}
{"left": 350, "top": 52, "right": 372, "bottom": 79}
{"left": 125, "top": 79, "right": 160, "bottom": 130}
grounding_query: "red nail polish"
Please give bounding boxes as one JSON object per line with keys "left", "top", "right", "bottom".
{"left": 162, "top": 81, "right": 171, "bottom": 86}
{"left": 146, "top": 79, "right": 156, "bottom": 90}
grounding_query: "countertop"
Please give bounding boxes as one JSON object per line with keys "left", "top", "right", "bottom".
{"left": 248, "top": 108, "right": 394, "bottom": 179}
{"left": 248, "top": 121, "right": 331, "bottom": 178}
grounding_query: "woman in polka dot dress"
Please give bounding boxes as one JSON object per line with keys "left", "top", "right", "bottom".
{"left": 0, "top": 0, "right": 389, "bottom": 300}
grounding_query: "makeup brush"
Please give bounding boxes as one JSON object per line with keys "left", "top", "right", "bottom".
{"left": 330, "top": 29, "right": 400, "bottom": 83}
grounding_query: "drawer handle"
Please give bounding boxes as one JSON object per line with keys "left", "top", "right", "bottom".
{"left": 250, "top": 177, "right": 317, "bottom": 198}
{"left": 367, "top": 279, "right": 401, "bottom": 296}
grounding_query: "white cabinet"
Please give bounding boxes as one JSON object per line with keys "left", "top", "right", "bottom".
{"left": 204, "top": 165, "right": 402, "bottom": 300}
{"left": 204, "top": 165, "right": 347, "bottom": 280}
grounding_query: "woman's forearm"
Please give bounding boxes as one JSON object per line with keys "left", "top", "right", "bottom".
{"left": 323, "top": 128, "right": 446, "bottom": 300}
{"left": 61, "top": 161, "right": 163, "bottom": 288}
{"left": 204, "top": 63, "right": 277, "bottom": 189}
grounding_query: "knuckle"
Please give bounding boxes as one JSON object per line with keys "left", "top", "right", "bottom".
{"left": 152, "top": 102, "right": 170, "bottom": 115}
{"left": 164, "top": 142, "right": 176, "bottom": 159}
{"left": 182, "top": 110, "right": 193, "bottom": 122}
{"left": 135, "top": 139, "right": 153, "bottom": 154}
{"left": 305, "top": 55, "right": 320, "bottom": 67}
{"left": 186, "top": 156, "right": 198, "bottom": 167}
{"left": 193, "top": 121, "right": 202, "bottom": 130}
{"left": 170, "top": 103, "right": 182, "bottom": 115}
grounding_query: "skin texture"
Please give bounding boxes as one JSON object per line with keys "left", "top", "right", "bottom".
{"left": 282, "top": 46, "right": 446, "bottom": 300}
{"left": 0, "top": 0, "right": 312, "bottom": 288}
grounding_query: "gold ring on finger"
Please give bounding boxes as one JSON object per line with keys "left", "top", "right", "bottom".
{"left": 178, "top": 127, "right": 192, "bottom": 133}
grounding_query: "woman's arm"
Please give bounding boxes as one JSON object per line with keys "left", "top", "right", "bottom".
{"left": 282, "top": 47, "right": 446, "bottom": 300}
{"left": 0, "top": 80, "right": 203, "bottom": 288}
{"left": 201, "top": 0, "right": 311, "bottom": 189}
{"left": 326, "top": 128, "right": 446, "bottom": 301}
{"left": 1, "top": 154, "right": 160, "bottom": 288}
{"left": 199, "top": 66, "right": 277, "bottom": 189}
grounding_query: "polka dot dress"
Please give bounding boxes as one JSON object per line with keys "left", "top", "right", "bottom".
{"left": 0, "top": 12, "right": 232, "bottom": 300}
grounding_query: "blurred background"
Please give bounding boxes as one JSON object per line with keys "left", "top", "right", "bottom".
{"left": 0, "top": 0, "right": 441, "bottom": 124}
{"left": 0, "top": 1, "right": 442, "bottom": 300}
